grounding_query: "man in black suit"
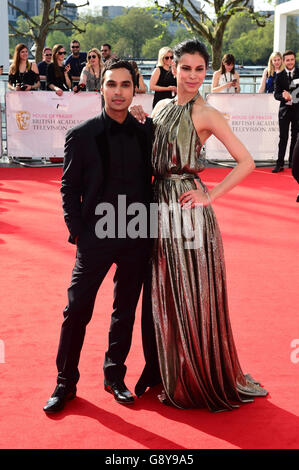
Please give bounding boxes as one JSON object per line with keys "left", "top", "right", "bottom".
{"left": 43, "top": 59, "right": 160, "bottom": 413}
{"left": 273, "top": 50, "right": 299, "bottom": 173}
{"left": 291, "top": 136, "right": 299, "bottom": 201}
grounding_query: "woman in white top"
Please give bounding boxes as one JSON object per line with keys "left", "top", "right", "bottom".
{"left": 76, "top": 48, "right": 103, "bottom": 92}
{"left": 212, "top": 53, "right": 240, "bottom": 93}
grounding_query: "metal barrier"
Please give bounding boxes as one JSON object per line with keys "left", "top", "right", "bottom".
{"left": 1, "top": 71, "right": 264, "bottom": 167}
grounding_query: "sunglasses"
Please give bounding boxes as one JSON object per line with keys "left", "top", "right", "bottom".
{"left": 58, "top": 51, "right": 66, "bottom": 55}
{"left": 71, "top": 46, "right": 79, "bottom": 49}
{"left": 45, "top": 53, "right": 52, "bottom": 57}
{"left": 88, "top": 55, "right": 97, "bottom": 60}
{"left": 164, "top": 56, "right": 173, "bottom": 60}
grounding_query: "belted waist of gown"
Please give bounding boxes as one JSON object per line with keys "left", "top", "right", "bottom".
{"left": 155, "top": 173, "right": 198, "bottom": 180}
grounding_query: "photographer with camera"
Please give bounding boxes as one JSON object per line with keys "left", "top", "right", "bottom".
{"left": 212, "top": 53, "right": 240, "bottom": 94}
{"left": 8, "top": 44, "right": 40, "bottom": 92}
{"left": 47, "top": 44, "right": 72, "bottom": 96}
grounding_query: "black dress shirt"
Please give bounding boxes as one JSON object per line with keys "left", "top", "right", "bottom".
{"left": 101, "top": 110, "right": 147, "bottom": 207}
{"left": 79, "top": 110, "right": 148, "bottom": 246}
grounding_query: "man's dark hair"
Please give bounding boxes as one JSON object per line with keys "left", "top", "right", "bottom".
{"left": 70, "top": 39, "right": 80, "bottom": 46}
{"left": 173, "top": 38, "right": 209, "bottom": 68}
{"left": 101, "top": 43, "right": 111, "bottom": 50}
{"left": 283, "top": 50, "right": 296, "bottom": 60}
{"left": 101, "top": 58, "right": 137, "bottom": 92}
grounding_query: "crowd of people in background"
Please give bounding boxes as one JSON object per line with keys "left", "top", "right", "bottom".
{"left": 6, "top": 41, "right": 299, "bottom": 185}
{"left": 7, "top": 40, "right": 148, "bottom": 97}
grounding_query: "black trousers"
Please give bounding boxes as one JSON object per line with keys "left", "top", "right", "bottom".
{"left": 56, "top": 239, "right": 151, "bottom": 388}
{"left": 277, "top": 108, "right": 299, "bottom": 167}
{"left": 292, "top": 134, "right": 299, "bottom": 184}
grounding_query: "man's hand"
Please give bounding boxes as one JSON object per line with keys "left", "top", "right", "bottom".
{"left": 282, "top": 90, "right": 292, "bottom": 101}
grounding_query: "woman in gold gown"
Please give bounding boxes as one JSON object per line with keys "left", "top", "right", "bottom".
{"left": 136, "top": 39, "right": 268, "bottom": 412}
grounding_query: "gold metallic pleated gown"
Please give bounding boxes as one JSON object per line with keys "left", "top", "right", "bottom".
{"left": 151, "top": 94, "right": 267, "bottom": 411}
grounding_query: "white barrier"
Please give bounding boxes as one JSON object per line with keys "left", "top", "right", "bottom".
{"left": 0, "top": 103, "right": 2, "bottom": 158}
{"left": 132, "top": 92, "right": 153, "bottom": 116}
{"left": 205, "top": 93, "right": 281, "bottom": 161}
{"left": 6, "top": 91, "right": 102, "bottom": 159}
{"left": 5, "top": 91, "right": 154, "bottom": 160}
{"left": 6, "top": 91, "right": 282, "bottom": 161}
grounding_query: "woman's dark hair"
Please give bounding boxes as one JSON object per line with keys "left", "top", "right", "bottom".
{"left": 52, "top": 44, "right": 65, "bottom": 78}
{"left": 221, "top": 54, "right": 235, "bottom": 74}
{"left": 173, "top": 39, "right": 209, "bottom": 68}
{"left": 10, "top": 43, "right": 29, "bottom": 74}
{"left": 101, "top": 58, "right": 137, "bottom": 92}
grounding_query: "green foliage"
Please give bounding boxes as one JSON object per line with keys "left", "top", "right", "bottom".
{"left": 68, "top": 7, "right": 170, "bottom": 59}
{"left": 222, "top": 15, "right": 274, "bottom": 65}
{"left": 10, "top": 4, "right": 298, "bottom": 65}
{"left": 286, "top": 16, "right": 299, "bottom": 53}
{"left": 46, "top": 30, "right": 72, "bottom": 50}
{"left": 112, "top": 8, "right": 160, "bottom": 57}
{"left": 142, "top": 30, "right": 173, "bottom": 59}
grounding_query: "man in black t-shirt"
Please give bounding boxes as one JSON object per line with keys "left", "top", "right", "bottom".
{"left": 38, "top": 47, "right": 52, "bottom": 90}
{"left": 65, "top": 39, "right": 87, "bottom": 85}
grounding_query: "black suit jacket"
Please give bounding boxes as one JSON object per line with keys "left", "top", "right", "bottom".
{"left": 274, "top": 67, "right": 299, "bottom": 116}
{"left": 61, "top": 112, "right": 154, "bottom": 244}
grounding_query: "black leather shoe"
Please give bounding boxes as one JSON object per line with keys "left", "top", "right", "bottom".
{"left": 296, "top": 194, "right": 299, "bottom": 203}
{"left": 104, "top": 381, "right": 134, "bottom": 405}
{"left": 43, "top": 384, "right": 76, "bottom": 413}
{"left": 272, "top": 166, "right": 284, "bottom": 173}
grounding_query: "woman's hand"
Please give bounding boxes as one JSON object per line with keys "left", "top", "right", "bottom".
{"left": 179, "top": 180, "right": 211, "bottom": 209}
{"left": 129, "top": 104, "right": 148, "bottom": 124}
{"left": 55, "top": 87, "right": 63, "bottom": 96}
{"left": 64, "top": 64, "right": 71, "bottom": 74}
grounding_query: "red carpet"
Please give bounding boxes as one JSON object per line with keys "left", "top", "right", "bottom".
{"left": 0, "top": 166, "right": 299, "bottom": 449}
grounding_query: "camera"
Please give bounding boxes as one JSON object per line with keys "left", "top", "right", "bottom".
{"left": 16, "top": 80, "right": 27, "bottom": 91}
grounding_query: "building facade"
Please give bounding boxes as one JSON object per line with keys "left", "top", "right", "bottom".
{"left": 8, "top": 0, "right": 78, "bottom": 25}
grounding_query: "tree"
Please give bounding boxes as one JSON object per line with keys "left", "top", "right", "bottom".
{"left": 153, "top": 0, "right": 273, "bottom": 70}
{"left": 286, "top": 16, "right": 299, "bottom": 55}
{"left": 232, "top": 20, "right": 274, "bottom": 65}
{"left": 222, "top": 13, "right": 273, "bottom": 65}
{"left": 8, "top": 0, "right": 89, "bottom": 62}
{"left": 142, "top": 29, "right": 173, "bottom": 59}
{"left": 112, "top": 8, "right": 160, "bottom": 57}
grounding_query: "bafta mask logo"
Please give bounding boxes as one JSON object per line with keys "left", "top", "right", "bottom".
{"left": 16, "top": 111, "right": 31, "bottom": 130}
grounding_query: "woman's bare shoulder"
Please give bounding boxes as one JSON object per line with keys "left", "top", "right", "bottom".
{"left": 152, "top": 98, "right": 172, "bottom": 117}
{"left": 192, "top": 98, "right": 227, "bottom": 132}
{"left": 193, "top": 97, "right": 222, "bottom": 118}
